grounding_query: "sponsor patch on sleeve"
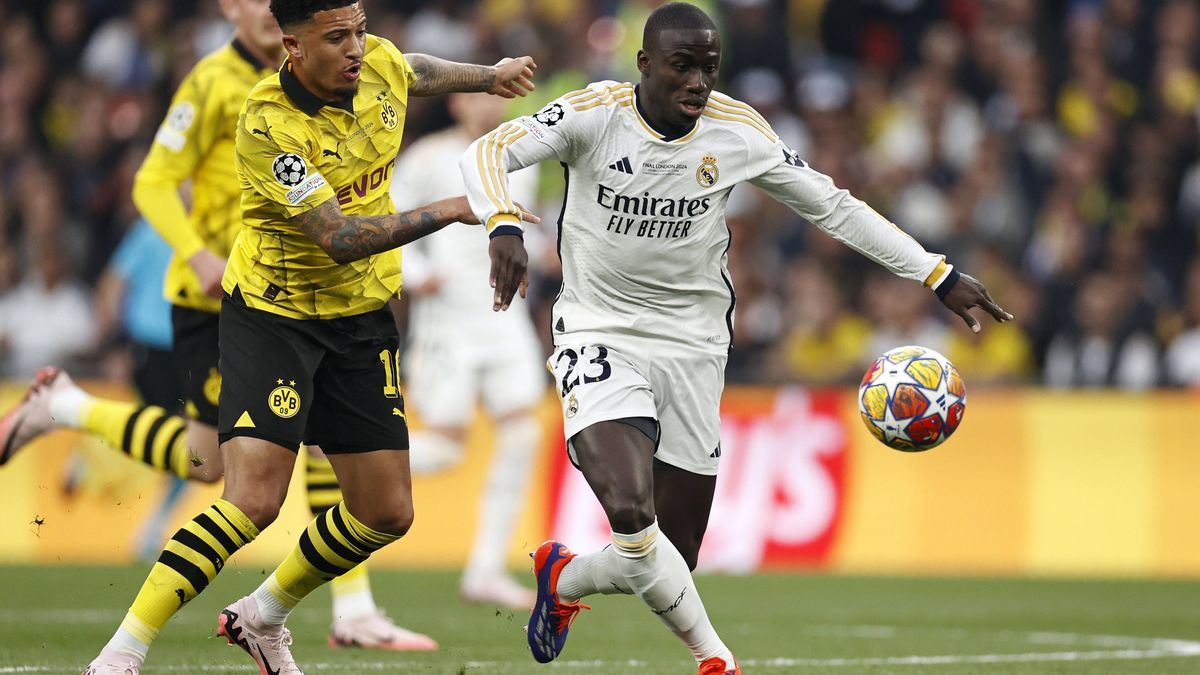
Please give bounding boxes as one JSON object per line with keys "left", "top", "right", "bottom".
{"left": 153, "top": 102, "right": 195, "bottom": 152}
{"left": 285, "top": 173, "right": 327, "bottom": 205}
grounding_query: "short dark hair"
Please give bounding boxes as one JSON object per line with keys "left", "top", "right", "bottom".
{"left": 643, "top": 2, "right": 717, "bottom": 47}
{"left": 270, "top": 0, "right": 358, "bottom": 29}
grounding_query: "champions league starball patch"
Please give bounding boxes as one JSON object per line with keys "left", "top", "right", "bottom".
{"left": 273, "top": 153, "right": 307, "bottom": 187}
{"left": 534, "top": 102, "right": 565, "bottom": 127}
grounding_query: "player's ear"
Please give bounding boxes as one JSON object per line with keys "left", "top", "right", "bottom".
{"left": 281, "top": 33, "right": 301, "bottom": 61}
{"left": 636, "top": 49, "right": 650, "bottom": 77}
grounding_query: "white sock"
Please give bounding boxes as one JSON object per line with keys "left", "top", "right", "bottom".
{"left": 104, "top": 625, "right": 149, "bottom": 661}
{"left": 253, "top": 578, "right": 293, "bottom": 626}
{"left": 331, "top": 588, "right": 376, "bottom": 622}
{"left": 464, "top": 415, "right": 538, "bottom": 583}
{"left": 556, "top": 545, "right": 633, "bottom": 602}
{"left": 48, "top": 382, "right": 92, "bottom": 428}
{"left": 331, "top": 567, "right": 377, "bottom": 622}
{"left": 407, "top": 429, "right": 464, "bottom": 474}
{"left": 612, "top": 521, "right": 733, "bottom": 664}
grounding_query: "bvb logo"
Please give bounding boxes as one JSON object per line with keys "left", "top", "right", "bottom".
{"left": 696, "top": 154, "right": 719, "bottom": 188}
{"left": 203, "top": 367, "right": 222, "bottom": 407}
{"left": 269, "top": 381, "right": 301, "bottom": 419}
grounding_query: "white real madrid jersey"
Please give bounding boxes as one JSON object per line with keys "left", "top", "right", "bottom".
{"left": 461, "top": 81, "right": 953, "bottom": 354}
{"left": 391, "top": 127, "right": 540, "bottom": 338}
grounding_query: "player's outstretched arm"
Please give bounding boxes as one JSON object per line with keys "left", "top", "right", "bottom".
{"left": 406, "top": 54, "right": 536, "bottom": 98}
{"left": 749, "top": 150, "right": 1013, "bottom": 332}
{"left": 293, "top": 197, "right": 537, "bottom": 265}
{"left": 935, "top": 271, "right": 1013, "bottom": 333}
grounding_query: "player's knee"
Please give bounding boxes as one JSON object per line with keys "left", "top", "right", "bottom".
{"left": 606, "top": 500, "right": 656, "bottom": 534}
{"left": 228, "top": 494, "right": 283, "bottom": 529}
{"left": 361, "top": 501, "right": 414, "bottom": 537}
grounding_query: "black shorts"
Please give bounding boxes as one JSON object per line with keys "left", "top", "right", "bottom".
{"left": 172, "top": 306, "right": 221, "bottom": 426}
{"left": 217, "top": 289, "right": 409, "bottom": 454}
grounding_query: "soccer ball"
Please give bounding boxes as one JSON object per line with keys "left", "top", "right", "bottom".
{"left": 857, "top": 345, "right": 966, "bottom": 452}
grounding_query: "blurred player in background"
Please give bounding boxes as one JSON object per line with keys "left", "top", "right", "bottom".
{"left": 391, "top": 91, "right": 545, "bottom": 611}
{"left": 463, "top": 3, "right": 1010, "bottom": 673}
{"left": 80, "top": 0, "right": 538, "bottom": 672}
{"left": 0, "top": 0, "right": 436, "bottom": 657}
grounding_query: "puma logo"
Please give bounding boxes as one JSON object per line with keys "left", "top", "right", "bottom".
{"left": 251, "top": 126, "right": 273, "bottom": 141}
{"left": 175, "top": 588, "right": 189, "bottom": 607}
{"left": 323, "top": 144, "right": 342, "bottom": 160}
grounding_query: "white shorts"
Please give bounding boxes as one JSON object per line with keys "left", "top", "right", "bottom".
{"left": 549, "top": 339, "right": 726, "bottom": 476}
{"left": 405, "top": 321, "right": 546, "bottom": 427}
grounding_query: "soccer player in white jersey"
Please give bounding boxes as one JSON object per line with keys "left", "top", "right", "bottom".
{"left": 463, "top": 4, "right": 1011, "bottom": 673}
{"left": 390, "top": 92, "right": 544, "bottom": 610}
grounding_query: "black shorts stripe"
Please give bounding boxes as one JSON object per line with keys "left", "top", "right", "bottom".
{"left": 298, "top": 531, "right": 350, "bottom": 577}
{"left": 170, "top": 529, "right": 224, "bottom": 572}
{"left": 211, "top": 505, "right": 251, "bottom": 545}
{"left": 121, "top": 407, "right": 148, "bottom": 456}
{"left": 314, "top": 510, "right": 368, "bottom": 564}
{"left": 328, "top": 505, "right": 369, "bottom": 551}
{"left": 193, "top": 513, "right": 239, "bottom": 556}
{"left": 158, "top": 549, "right": 210, "bottom": 594}
{"left": 305, "top": 481, "right": 341, "bottom": 492}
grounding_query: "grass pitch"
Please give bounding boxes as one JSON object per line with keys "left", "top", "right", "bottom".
{"left": 0, "top": 565, "right": 1198, "bottom": 674}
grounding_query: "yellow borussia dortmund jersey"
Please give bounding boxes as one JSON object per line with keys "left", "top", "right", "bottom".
{"left": 133, "top": 40, "right": 275, "bottom": 313}
{"left": 225, "top": 34, "right": 414, "bottom": 320}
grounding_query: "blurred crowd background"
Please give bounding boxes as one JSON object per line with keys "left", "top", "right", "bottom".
{"left": 0, "top": 0, "right": 1198, "bottom": 389}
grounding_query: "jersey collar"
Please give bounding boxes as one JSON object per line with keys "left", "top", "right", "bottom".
{"left": 231, "top": 39, "right": 267, "bottom": 72}
{"left": 634, "top": 85, "right": 697, "bottom": 142}
{"left": 280, "top": 61, "right": 355, "bottom": 116}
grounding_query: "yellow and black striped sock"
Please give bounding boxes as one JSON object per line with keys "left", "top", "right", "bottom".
{"left": 119, "top": 499, "right": 258, "bottom": 646}
{"left": 82, "top": 400, "right": 192, "bottom": 478}
{"left": 263, "top": 502, "right": 397, "bottom": 612}
{"left": 305, "top": 455, "right": 376, "bottom": 614}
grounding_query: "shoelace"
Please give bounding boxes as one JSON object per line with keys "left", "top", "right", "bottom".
{"left": 266, "top": 627, "right": 294, "bottom": 651}
{"left": 551, "top": 601, "right": 590, "bottom": 635}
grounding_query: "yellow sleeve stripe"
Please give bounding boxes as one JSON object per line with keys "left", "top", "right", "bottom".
{"left": 481, "top": 123, "right": 527, "bottom": 215}
{"left": 573, "top": 92, "right": 634, "bottom": 112}
{"left": 708, "top": 93, "right": 772, "bottom": 129}
{"left": 701, "top": 107, "right": 777, "bottom": 141}
{"left": 476, "top": 122, "right": 519, "bottom": 213}
{"left": 569, "top": 84, "right": 634, "bottom": 111}
{"left": 489, "top": 124, "right": 527, "bottom": 212}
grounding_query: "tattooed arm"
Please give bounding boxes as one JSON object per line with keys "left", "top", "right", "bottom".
{"left": 293, "top": 197, "right": 472, "bottom": 264}
{"left": 406, "top": 54, "right": 537, "bottom": 99}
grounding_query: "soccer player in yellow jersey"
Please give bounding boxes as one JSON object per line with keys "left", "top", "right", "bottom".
{"left": 0, "top": 0, "right": 434, "bottom": 654}
{"left": 81, "top": 0, "right": 538, "bottom": 672}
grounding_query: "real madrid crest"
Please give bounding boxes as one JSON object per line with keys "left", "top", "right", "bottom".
{"left": 566, "top": 393, "right": 579, "bottom": 419}
{"left": 696, "top": 154, "right": 719, "bottom": 188}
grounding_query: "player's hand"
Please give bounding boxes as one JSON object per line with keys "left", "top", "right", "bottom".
{"left": 489, "top": 56, "right": 537, "bottom": 99}
{"left": 939, "top": 272, "right": 1013, "bottom": 333}
{"left": 188, "top": 249, "right": 227, "bottom": 299}
{"left": 489, "top": 234, "right": 528, "bottom": 312}
{"left": 446, "top": 197, "right": 539, "bottom": 226}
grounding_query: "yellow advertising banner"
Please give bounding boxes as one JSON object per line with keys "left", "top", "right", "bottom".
{"left": 1, "top": 382, "right": 1197, "bottom": 577}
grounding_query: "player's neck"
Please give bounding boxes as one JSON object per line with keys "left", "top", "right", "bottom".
{"left": 233, "top": 36, "right": 282, "bottom": 71}
{"left": 635, "top": 85, "right": 695, "bottom": 141}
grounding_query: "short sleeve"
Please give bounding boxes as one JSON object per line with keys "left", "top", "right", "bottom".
{"left": 235, "top": 104, "right": 336, "bottom": 217}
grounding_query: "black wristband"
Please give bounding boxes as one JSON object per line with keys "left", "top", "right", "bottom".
{"left": 488, "top": 225, "right": 524, "bottom": 240}
{"left": 934, "top": 267, "right": 961, "bottom": 301}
